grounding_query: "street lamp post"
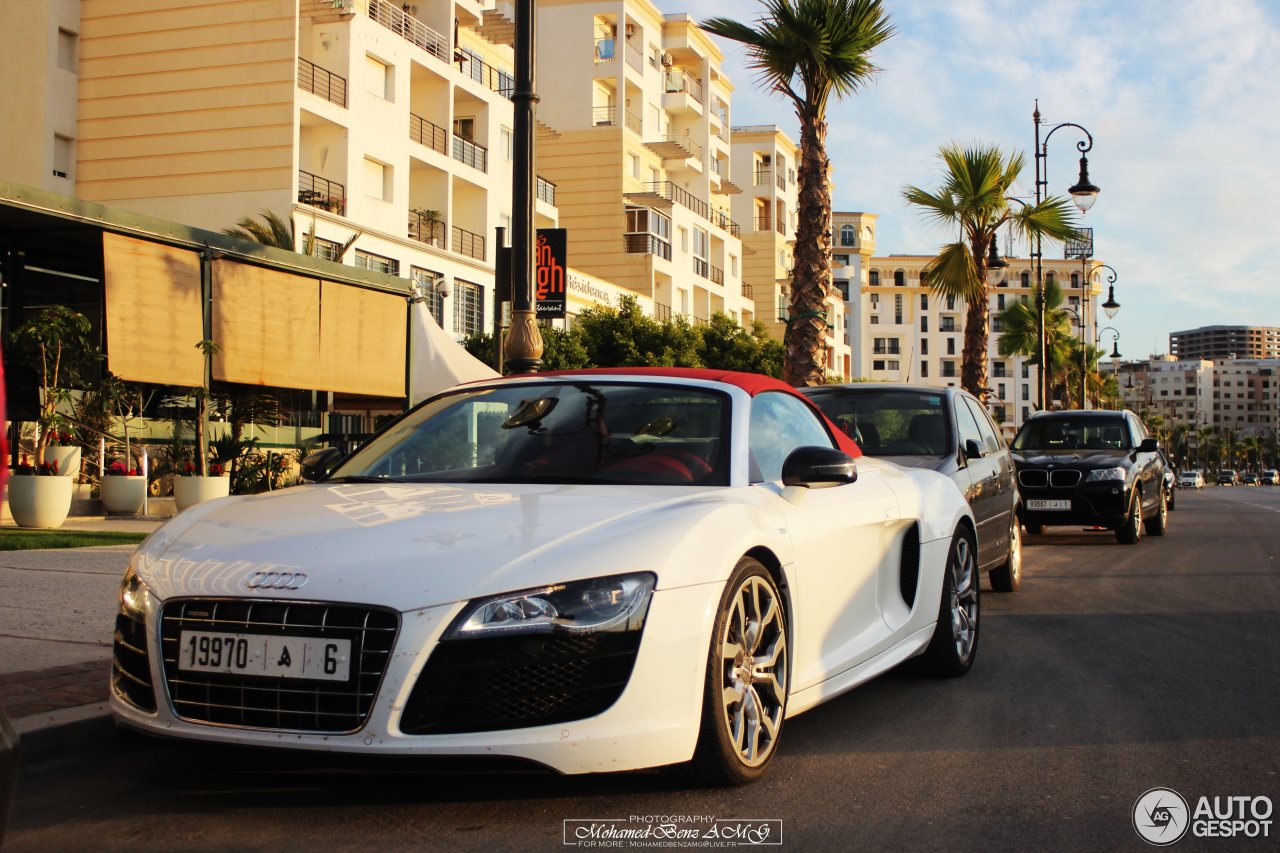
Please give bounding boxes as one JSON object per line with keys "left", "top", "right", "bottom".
{"left": 1034, "top": 100, "right": 1100, "bottom": 410}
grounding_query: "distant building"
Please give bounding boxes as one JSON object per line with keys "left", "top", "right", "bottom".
{"left": 1169, "top": 325, "right": 1280, "bottom": 361}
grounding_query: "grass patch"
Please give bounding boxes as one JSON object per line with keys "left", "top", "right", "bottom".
{"left": 0, "top": 529, "right": 148, "bottom": 551}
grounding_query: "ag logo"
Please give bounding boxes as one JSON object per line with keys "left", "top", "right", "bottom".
{"left": 1133, "top": 787, "right": 1190, "bottom": 846}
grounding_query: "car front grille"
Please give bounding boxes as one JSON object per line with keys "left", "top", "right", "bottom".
{"left": 112, "top": 610, "right": 156, "bottom": 712}
{"left": 160, "top": 599, "right": 398, "bottom": 733}
{"left": 1018, "top": 470, "right": 1048, "bottom": 488}
{"left": 399, "top": 631, "right": 643, "bottom": 735}
{"left": 1050, "top": 469, "right": 1082, "bottom": 488}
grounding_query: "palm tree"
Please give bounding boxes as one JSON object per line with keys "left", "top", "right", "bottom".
{"left": 996, "top": 279, "right": 1074, "bottom": 406}
{"left": 702, "top": 0, "right": 895, "bottom": 387}
{"left": 223, "top": 210, "right": 361, "bottom": 260}
{"left": 903, "top": 144, "right": 1080, "bottom": 401}
{"left": 1062, "top": 339, "right": 1107, "bottom": 409}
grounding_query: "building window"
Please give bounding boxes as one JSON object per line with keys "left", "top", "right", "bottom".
{"left": 920, "top": 294, "right": 928, "bottom": 311}
{"left": 1021, "top": 271, "right": 1030, "bottom": 287}
{"left": 997, "top": 294, "right": 1005, "bottom": 310}
{"left": 1022, "top": 362, "right": 1029, "bottom": 378}
{"left": 941, "top": 361, "right": 957, "bottom": 378}
{"left": 1022, "top": 406, "right": 1030, "bottom": 422}
{"left": 411, "top": 267, "right": 446, "bottom": 324}
{"left": 840, "top": 224, "right": 855, "bottom": 246}
{"left": 946, "top": 294, "right": 956, "bottom": 310}
{"left": 894, "top": 270, "right": 905, "bottom": 286}
{"left": 729, "top": 255, "right": 738, "bottom": 277}
{"left": 893, "top": 294, "right": 904, "bottom": 324}
{"left": 453, "top": 279, "right": 484, "bottom": 335}
{"left": 312, "top": 237, "right": 341, "bottom": 262}
{"left": 869, "top": 315, "right": 879, "bottom": 325}
{"left": 365, "top": 54, "right": 392, "bottom": 100}
{"left": 920, "top": 316, "right": 928, "bottom": 333}
{"left": 920, "top": 339, "right": 928, "bottom": 355}
{"left": 364, "top": 157, "right": 390, "bottom": 201}
{"left": 1022, "top": 384, "right": 1030, "bottom": 399}
{"left": 57, "top": 29, "right": 78, "bottom": 72}
{"left": 921, "top": 361, "right": 929, "bottom": 378}
{"left": 869, "top": 270, "right": 880, "bottom": 286}
{"left": 354, "top": 250, "right": 398, "bottom": 276}
{"left": 52, "top": 135, "right": 73, "bottom": 179}
{"left": 501, "top": 126, "right": 514, "bottom": 161}
{"left": 994, "top": 362, "right": 1007, "bottom": 378}
{"left": 998, "top": 382, "right": 1006, "bottom": 399}
{"left": 873, "top": 360, "right": 885, "bottom": 371}
{"left": 1071, "top": 272, "right": 1080, "bottom": 288}
{"left": 887, "top": 360, "right": 899, "bottom": 371}
{"left": 947, "top": 338, "right": 955, "bottom": 355}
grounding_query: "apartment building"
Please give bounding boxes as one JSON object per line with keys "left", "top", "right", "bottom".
{"left": 1112, "top": 355, "right": 1278, "bottom": 438}
{"left": 729, "top": 125, "right": 851, "bottom": 377}
{"left": 1, "top": 0, "right": 557, "bottom": 340}
{"left": 533, "top": 1, "right": 753, "bottom": 330}
{"left": 839, "top": 240, "right": 1107, "bottom": 432}
{"left": 1168, "top": 325, "right": 1280, "bottom": 361}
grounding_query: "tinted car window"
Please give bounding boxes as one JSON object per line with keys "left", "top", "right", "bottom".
{"left": 1012, "top": 416, "right": 1131, "bottom": 452}
{"left": 749, "top": 392, "right": 834, "bottom": 482}
{"left": 954, "top": 397, "right": 987, "bottom": 453}
{"left": 964, "top": 398, "right": 1003, "bottom": 455}
{"left": 803, "top": 389, "right": 950, "bottom": 456}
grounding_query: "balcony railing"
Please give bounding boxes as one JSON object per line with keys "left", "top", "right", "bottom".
{"left": 776, "top": 217, "right": 786, "bottom": 236}
{"left": 297, "top": 57, "right": 346, "bottom": 107}
{"left": 709, "top": 264, "right": 724, "bottom": 286}
{"left": 651, "top": 133, "right": 702, "bottom": 160}
{"left": 624, "top": 109, "right": 642, "bottom": 134}
{"left": 408, "top": 212, "right": 446, "bottom": 249}
{"left": 593, "top": 105, "right": 617, "bottom": 126}
{"left": 776, "top": 171, "right": 786, "bottom": 191}
{"left": 754, "top": 169, "right": 772, "bottom": 187}
{"left": 873, "top": 344, "right": 902, "bottom": 355}
{"left": 693, "top": 257, "right": 709, "bottom": 279}
{"left": 297, "top": 170, "right": 345, "bottom": 216}
{"left": 409, "top": 113, "right": 447, "bottom": 154}
{"left": 452, "top": 225, "right": 485, "bottom": 260}
{"left": 625, "top": 39, "right": 644, "bottom": 72}
{"left": 624, "top": 233, "right": 671, "bottom": 260}
{"left": 654, "top": 302, "right": 672, "bottom": 322}
{"left": 452, "top": 135, "right": 488, "bottom": 172}
{"left": 754, "top": 215, "right": 772, "bottom": 231}
{"left": 594, "top": 37, "right": 615, "bottom": 61}
{"left": 367, "top": 0, "right": 448, "bottom": 63}
{"left": 663, "top": 70, "right": 703, "bottom": 103}
{"left": 741, "top": 283, "right": 754, "bottom": 299}
{"left": 711, "top": 209, "right": 740, "bottom": 237}
{"left": 456, "top": 50, "right": 515, "bottom": 100}
{"left": 940, "top": 320, "right": 958, "bottom": 332}
{"left": 633, "top": 182, "right": 742, "bottom": 239}
{"left": 536, "top": 176, "right": 557, "bottom": 206}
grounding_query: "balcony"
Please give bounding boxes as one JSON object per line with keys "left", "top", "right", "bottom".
{"left": 741, "top": 283, "right": 753, "bottom": 299}
{"left": 456, "top": 50, "right": 515, "bottom": 100}
{"left": 776, "top": 171, "right": 786, "bottom": 191}
{"left": 536, "top": 176, "right": 557, "bottom": 206}
{"left": 592, "top": 106, "right": 642, "bottom": 134}
{"left": 408, "top": 212, "right": 446, "bottom": 249}
{"left": 452, "top": 136, "right": 488, "bottom": 172}
{"left": 644, "top": 133, "right": 702, "bottom": 161}
{"left": 297, "top": 57, "right": 346, "bottom": 107}
{"left": 297, "top": 170, "right": 345, "bottom": 216}
{"left": 754, "top": 169, "right": 773, "bottom": 188}
{"left": 754, "top": 215, "right": 771, "bottom": 232}
{"left": 709, "top": 264, "right": 724, "bottom": 286}
{"left": 873, "top": 344, "right": 902, "bottom": 355}
{"left": 663, "top": 70, "right": 703, "bottom": 108}
{"left": 409, "top": 113, "right": 447, "bottom": 154}
{"left": 653, "top": 302, "right": 672, "bottom": 322}
{"left": 367, "top": 0, "right": 448, "bottom": 64}
{"left": 693, "top": 257, "right": 709, "bottom": 279}
{"left": 624, "top": 182, "right": 742, "bottom": 239}
{"left": 594, "top": 37, "right": 616, "bottom": 62}
{"left": 710, "top": 209, "right": 740, "bottom": 237}
{"left": 940, "top": 320, "right": 958, "bottom": 333}
{"left": 452, "top": 225, "right": 485, "bottom": 260}
{"left": 624, "top": 233, "right": 671, "bottom": 261}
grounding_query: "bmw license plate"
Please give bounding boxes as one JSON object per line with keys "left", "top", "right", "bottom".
{"left": 178, "top": 630, "right": 351, "bottom": 681}
{"left": 1027, "top": 499, "right": 1071, "bottom": 511}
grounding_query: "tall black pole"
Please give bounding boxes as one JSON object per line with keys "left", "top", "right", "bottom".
{"left": 503, "top": 0, "right": 544, "bottom": 374}
{"left": 1033, "top": 101, "right": 1047, "bottom": 410}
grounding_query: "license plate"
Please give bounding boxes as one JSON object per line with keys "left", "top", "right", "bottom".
{"left": 178, "top": 630, "right": 351, "bottom": 682}
{"left": 1027, "top": 499, "right": 1071, "bottom": 511}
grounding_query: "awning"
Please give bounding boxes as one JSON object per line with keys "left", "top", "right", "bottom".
{"left": 409, "top": 303, "right": 499, "bottom": 404}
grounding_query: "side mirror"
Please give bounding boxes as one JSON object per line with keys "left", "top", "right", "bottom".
{"left": 300, "top": 447, "right": 344, "bottom": 483}
{"left": 1138, "top": 438, "right": 1159, "bottom": 454}
{"left": 781, "top": 446, "right": 857, "bottom": 489}
{"left": 964, "top": 438, "right": 985, "bottom": 460}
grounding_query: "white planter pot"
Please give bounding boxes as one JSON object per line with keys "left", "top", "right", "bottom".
{"left": 7, "top": 475, "right": 73, "bottom": 529}
{"left": 42, "top": 446, "right": 81, "bottom": 478}
{"left": 173, "top": 475, "right": 230, "bottom": 512}
{"left": 100, "top": 475, "right": 147, "bottom": 515}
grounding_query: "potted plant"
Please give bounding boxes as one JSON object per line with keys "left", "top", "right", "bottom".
{"left": 100, "top": 459, "right": 147, "bottom": 516}
{"left": 43, "top": 430, "right": 81, "bottom": 479}
{"left": 7, "top": 456, "right": 73, "bottom": 528}
{"left": 174, "top": 460, "right": 228, "bottom": 512}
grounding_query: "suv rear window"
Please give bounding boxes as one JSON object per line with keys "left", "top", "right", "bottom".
{"left": 1012, "top": 417, "right": 1131, "bottom": 452}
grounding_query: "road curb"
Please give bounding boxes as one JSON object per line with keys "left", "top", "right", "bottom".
{"left": 14, "top": 703, "right": 113, "bottom": 764}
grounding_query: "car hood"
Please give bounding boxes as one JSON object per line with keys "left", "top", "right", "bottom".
{"left": 133, "top": 482, "right": 729, "bottom": 610}
{"left": 1012, "top": 449, "right": 1132, "bottom": 469}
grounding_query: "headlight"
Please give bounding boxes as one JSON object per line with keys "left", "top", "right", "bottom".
{"left": 120, "top": 564, "right": 151, "bottom": 620}
{"left": 446, "top": 572, "right": 656, "bottom": 638}
{"left": 1085, "top": 467, "right": 1127, "bottom": 482}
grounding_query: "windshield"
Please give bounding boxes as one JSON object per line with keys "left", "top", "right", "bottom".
{"left": 805, "top": 389, "right": 950, "bottom": 456}
{"left": 1012, "top": 417, "right": 1130, "bottom": 452}
{"left": 330, "top": 381, "right": 729, "bottom": 486}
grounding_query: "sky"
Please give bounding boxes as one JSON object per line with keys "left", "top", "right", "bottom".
{"left": 655, "top": 0, "right": 1280, "bottom": 359}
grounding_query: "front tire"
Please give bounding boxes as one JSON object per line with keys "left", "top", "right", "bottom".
{"left": 920, "top": 527, "right": 979, "bottom": 677}
{"left": 1116, "top": 488, "right": 1143, "bottom": 544}
{"left": 688, "top": 558, "right": 789, "bottom": 786}
{"left": 989, "top": 514, "right": 1022, "bottom": 592}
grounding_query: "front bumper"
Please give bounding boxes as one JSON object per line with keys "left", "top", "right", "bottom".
{"left": 1019, "top": 480, "right": 1130, "bottom": 528}
{"left": 110, "top": 583, "right": 721, "bottom": 775}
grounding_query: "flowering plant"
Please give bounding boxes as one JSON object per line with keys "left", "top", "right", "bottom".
{"left": 182, "top": 461, "right": 225, "bottom": 476}
{"left": 15, "top": 455, "right": 59, "bottom": 476}
{"left": 53, "top": 431, "right": 76, "bottom": 447}
{"left": 105, "top": 460, "right": 139, "bottom": 477}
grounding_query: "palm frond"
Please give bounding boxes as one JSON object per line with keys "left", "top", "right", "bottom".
{"left": 1011, "top": 195, "right": 1081, "bottom": 245}
{"left": 221, "top": 210, "right": 296, "bottom": 250}
{"left": 919, "top": 242, "right": 982, "bottom": 302}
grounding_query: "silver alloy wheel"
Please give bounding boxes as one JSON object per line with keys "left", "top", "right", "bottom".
{"left": 1007, "top": 519, "right": 1022, "bottom": 585}
{"left": 718, "top": 575, "right": 787, "bottom": 768}
{"left": 1131, "top": 494, "right": 1143, "bottom": 540}
{"left": 951, "top": 536, "right": 978, "bottom": 662}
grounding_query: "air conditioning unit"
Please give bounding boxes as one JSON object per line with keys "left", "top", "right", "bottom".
{"left": 661, "top": 52, "right": 674, "bottom": 67}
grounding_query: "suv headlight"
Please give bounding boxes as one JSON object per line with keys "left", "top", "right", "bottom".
{"left": 445, "top": 572, "right": 656, "bottom": 638}
{"left": 120, "top": 564, "right": 151, "bottom": 621}
{"left": 1085, "top": 467, "right": 1127, "bottom": 482}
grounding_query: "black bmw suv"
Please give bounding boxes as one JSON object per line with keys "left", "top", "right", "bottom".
{"left": 1011, "top": 410, "right": 1169, "bottom": 544}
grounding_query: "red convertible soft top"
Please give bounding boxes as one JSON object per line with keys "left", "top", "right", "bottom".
{"left": 521, "top": 367, "right": 862, "bottom": 459}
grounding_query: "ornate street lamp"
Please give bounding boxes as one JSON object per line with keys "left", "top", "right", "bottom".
{"left": 1098, "top": 326, "right": 1121, "bottom": 360}
{"left": 1033, "top": 101, "right": 1099, "bottom": 410}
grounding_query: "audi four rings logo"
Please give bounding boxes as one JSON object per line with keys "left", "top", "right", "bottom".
{"left": 244, "top": 570, "right": 309, "bottom": 590}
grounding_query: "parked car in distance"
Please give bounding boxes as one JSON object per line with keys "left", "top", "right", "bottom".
{"left": 1242, "top": 471, "right": 1260, "bottom": 486}
{"left": 1217, "top": 469, "right": 1240, "bottom": 486}
{"left": 801, "top": 383, "right": 1023, "bottom": 591}
{"left": 1178, "top": 470, "right": 1205, "bottom": 489}
{"left": 1010, "top": 410, "right": 1169, "bottom": 544}
{"left": 1262, "top": 470, "right": 1280, "bottom": 485}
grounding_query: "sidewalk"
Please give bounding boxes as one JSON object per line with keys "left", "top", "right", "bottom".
{"left": 0, "top": 517, "right": 164, "bottom": 751}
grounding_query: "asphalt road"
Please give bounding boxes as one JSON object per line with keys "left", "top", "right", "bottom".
{"left": 8, "top": 487, "right": 1280, "bottom": 852}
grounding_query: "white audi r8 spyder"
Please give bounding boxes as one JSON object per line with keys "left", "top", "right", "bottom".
{"left": 111, "top": 368, "right": 977, "bottom": 784}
